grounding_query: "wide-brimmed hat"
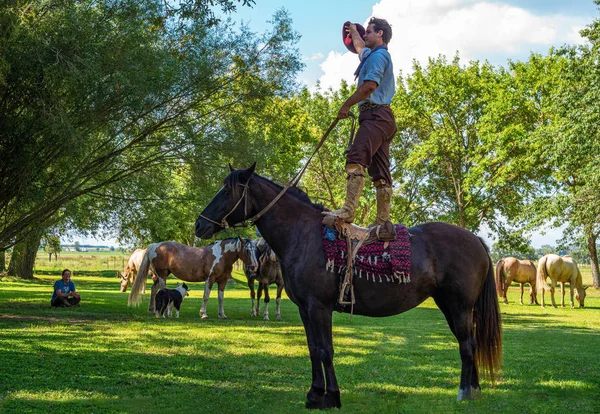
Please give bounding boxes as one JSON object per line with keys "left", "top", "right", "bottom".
{"left": 342, "top": 21, "right": 366, "bottom": 54}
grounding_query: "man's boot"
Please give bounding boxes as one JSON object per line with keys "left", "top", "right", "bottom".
{"left": 369, "top": 181, "right": 396, "bottom": 241}
{"left": 322, "top": 163, "right": 366, "bottom": 223}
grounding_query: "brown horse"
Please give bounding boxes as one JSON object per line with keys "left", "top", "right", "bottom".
{"left": 537, "top": 254, "right": 587, "bottom": 308}
{"left": 243, "top": 238, "right": 284, "bottom": 321}
{"left": 118, "top": 248, "right": 147, "bottom": 293}
{"left": 128, "top": 238, "right": 259, "bottom": 318}
{"left": 495, "top": 257, "right": 538, "bottom": 305}
{"left": 195, "top": 165, "right": 502, "bottom": 408}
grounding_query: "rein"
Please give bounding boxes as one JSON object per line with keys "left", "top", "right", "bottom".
{"left": 200, "top": 114, "right": 356, "bottom": 228}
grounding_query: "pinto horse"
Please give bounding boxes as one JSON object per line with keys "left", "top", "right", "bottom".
{"left": 118, "top": 248, "right": 147, "bottom": 293}
{"left": 194, "top": 165, "right": 502, "bottom": 408}
{"left": 128, "top": 238, "right": 259, "bottom": 318}
{"left": 243, "top": 238, "right": 284, "bottom": 321}
{"left": 495, "top": 257, "right": 538, "bottom": 305}
{"left": 537, "top": 254, "right": 587, "bottom": 308}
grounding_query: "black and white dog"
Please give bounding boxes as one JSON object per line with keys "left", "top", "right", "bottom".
{"left": 155, "top": 282, "right": 190, "bottom": 318}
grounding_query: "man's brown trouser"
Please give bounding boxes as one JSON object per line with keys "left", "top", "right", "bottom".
{"left": 346, "top": 105, "right": 397, "bottom": 184}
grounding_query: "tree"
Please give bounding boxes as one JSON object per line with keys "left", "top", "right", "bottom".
{"left": 0, "top": 1, "right": 300, "bottom": 253}
{"left": 527, "top": 4, "right": 600, "bottom": 288}
{"left": 43, "top": 234, "right": 61, "bottom": 261}
{"left": 393, "top": 54, "right": 550, "bottom": 235}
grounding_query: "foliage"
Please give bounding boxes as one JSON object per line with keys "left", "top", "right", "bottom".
{"left": 0, "top": 267, "right": 598, "bottom": 413}
{"left": 393, "top": 54, "right": 550, "bottom": 233}
{"left": 0, "top": 0, "right": 302, "bottom": 252}
{"left": 42, "top": 234, "right": 61, "bottom": 261}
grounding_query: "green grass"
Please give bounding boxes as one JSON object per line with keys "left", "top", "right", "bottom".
{"left": 0, "top": 262, "right": 599, "bottom": 413}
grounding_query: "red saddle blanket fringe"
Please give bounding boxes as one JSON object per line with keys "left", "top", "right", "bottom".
{"left": 322, "top": 225, "right": 411, "bottom": 283}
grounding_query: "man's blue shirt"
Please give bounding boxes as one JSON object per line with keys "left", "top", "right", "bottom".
{"left": 51, "top": 280, "right": 76, "bottom": 303}
{"left": 357, "top": 47, "right": 395, "bottom": 105}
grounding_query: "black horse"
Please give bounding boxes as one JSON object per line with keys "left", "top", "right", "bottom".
{"left": 195, "top": 164, "right": 502, "bottom": 409}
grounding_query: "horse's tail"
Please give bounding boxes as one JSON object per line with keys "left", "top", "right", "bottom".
{"left": 536, "top": 255, "right": 549, "bottom": 296}
{"left": 495, "top": 259, "right": 505, "bottom": 297}
{"left": 128, "top": 243, "right": 158, "bottom": 307}
{"left": 474, "top": 238, "right": 503, "bottom": 385}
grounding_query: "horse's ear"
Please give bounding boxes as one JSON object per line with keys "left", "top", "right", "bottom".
{"left": 228, "top": 163, "right": 235, "bottom": 172}
{"left": 239, "top": 162, "right": 256, "bottom": 183}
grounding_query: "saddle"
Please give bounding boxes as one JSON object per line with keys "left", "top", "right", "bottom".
{"left": 322, "top": 216, "right": 397, "bottom": 309}
{"left": 321, "top": 215, "right": 396, "bottom": 245}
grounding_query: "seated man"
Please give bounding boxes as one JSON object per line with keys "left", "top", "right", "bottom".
{"left": 51, "top": 269, "right": 81, "bottom": 307}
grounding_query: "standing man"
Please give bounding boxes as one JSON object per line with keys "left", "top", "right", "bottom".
{"left": 323, "top": 17, "right": 396, "bottom": 236}
{"left": 51, "top": 269, "right": 81, "bottom": 307}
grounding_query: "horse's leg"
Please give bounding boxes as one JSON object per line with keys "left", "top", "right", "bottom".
{"left": 569, "top": 280, "right": 575, "bottom": 308}
{"left": 200, "top": 280, "right": 213, "bottom": 319}
{"left": 519, "top": 283, "right": 524, "bottom": 305}
{"left": 560, "top": 281, "right": 566, "bottom": 308}
{"left": 217, "top": 279, "right": 228, "bottom": 319}
{"left": 148, "top": 277, "right": 164, "bottom": 313}
{"left": 256, "top": 282, "right": 263, "bottom": 316}
{"left": 502, "top": 276, "right": 510, "bottom": 304}
{"left": 550, "top": 279, "right": 557, "bottom": 308}
{"left": 299, "top": 304, "right": 341, "bottom": 409}
{"left": 248, "top": 280, "right": 257, "bottom": 317}
{"left": 434, "top": 297, "right": 479, "bottom": 399}
{"left": 262, "top": 282, "right": 270, "bottom": 321}
{"left": 275, "top": 283, "right": 284, "bottom": 321}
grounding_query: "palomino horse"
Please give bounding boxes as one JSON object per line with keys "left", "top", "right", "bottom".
{"left": 495, "top": 257, "right": 538, "bottom": 305}
{"left": 128, "top": 238, "right": 259, "bottom": 318}
{"left": 118, "top": 248, "right": 147, "bottom": 293}
{"left": 195, "top": 165, "right": 502, "bottom": 408}
{"left": 243, "top": 238, "right": 284, "bottom": 321}
{"left": 537, "top": 254, "right": 587, "bottom": 308}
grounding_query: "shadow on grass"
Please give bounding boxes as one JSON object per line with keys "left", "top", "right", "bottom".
{"left": 1, "top": 278, "right": 600, "bottom": 413}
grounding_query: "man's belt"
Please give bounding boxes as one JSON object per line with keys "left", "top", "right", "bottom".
{"left": 358, "top": 102, "right": 390, "bottom": 112}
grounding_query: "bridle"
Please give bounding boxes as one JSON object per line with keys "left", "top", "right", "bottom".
{"left": 198, "top": 114, "right": 356, "bottom": 230}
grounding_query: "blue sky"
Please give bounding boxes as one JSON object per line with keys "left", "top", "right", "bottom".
{"left": 234, "top": 0, "right": 598, "bottom": 90}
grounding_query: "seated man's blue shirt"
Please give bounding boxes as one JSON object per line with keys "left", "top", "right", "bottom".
{"left": 357, "top": 47, "right": 395, "bottom": 105}
{"left": 51, "top": 280, "right": 76, "bottom": 303}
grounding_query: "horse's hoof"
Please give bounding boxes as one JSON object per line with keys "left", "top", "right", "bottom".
{"left": 306, "top": 388, "right": 325, "bottom": 410}
{"left": 276, "top": 315, "right": 282, "bottom": 321}
{"left": 201, "top": 314, "right": 209, "bottom": 319}
{"left": 263, "top": 315, "right": 269, "bottom": 321}
{"left": 323, "top": 391, "right": 341, "bottom": 408}
{"left": 219, "top": 315, "right": 228, "bottom": 319}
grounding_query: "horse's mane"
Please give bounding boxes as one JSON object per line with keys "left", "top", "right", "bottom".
{"left": 224, "top": 170, "right": 324, "bottom": 211}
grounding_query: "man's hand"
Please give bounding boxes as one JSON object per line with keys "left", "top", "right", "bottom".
{"left": 337, "top": 104, "right": 351, "bottom": 119}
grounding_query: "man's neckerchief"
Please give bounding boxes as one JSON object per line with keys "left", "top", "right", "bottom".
{"left": 354, "top": 45, "right": 388, "bottom": 80}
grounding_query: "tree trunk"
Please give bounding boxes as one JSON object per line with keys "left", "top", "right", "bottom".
{"left": 7, "top": 230, "right": 42, "bottom": 279}
{"left": 0, "top": 249, "right": 5, "bottom": 272}
{"left": 586, "top": 231, "right": 599, "bottom": 288}
{"left": 48, "top": 253, "right": 52, "bottom": 262}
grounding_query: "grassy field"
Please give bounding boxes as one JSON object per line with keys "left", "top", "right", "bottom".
{"left": 0, "top": 254, "right": 599, "bottom": 413}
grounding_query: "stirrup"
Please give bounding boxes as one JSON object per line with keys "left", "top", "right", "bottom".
{"left": 338, "top": 281, "right": 355, "bottom": 305}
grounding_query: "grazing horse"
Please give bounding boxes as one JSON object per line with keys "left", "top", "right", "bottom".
{"left": 537, "top": 254, "right": 587, "bottom": 308}
{"left": 195, "top": 165, "right": 502, "bottom": 408}
{"left": 128, "top": 238, "right": 259, "bottom": 318}
{"left": 118, "top": 248, "right": 147, "bottom": 293}
{"left": 243, "top": 238, "right": 285, "bottom": 321}
{"left": 495, "top": 257, "right": 538, "bottom": 305}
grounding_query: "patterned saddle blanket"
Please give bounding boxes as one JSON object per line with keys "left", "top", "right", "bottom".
{"left": 322, "top": 225, "right": 411, "bottom": 283}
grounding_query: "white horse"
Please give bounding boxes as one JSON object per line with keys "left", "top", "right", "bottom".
{"left": 119, "top": 248, "right": 147, "bottom": 293}
{"left": 537, "top": 254, "right": 587, "bottom": 308}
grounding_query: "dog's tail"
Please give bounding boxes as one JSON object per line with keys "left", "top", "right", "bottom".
{"left": 128, "top": 243, "right": 160, "bottom": 307}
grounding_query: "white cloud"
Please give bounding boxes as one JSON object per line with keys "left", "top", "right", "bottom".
{"left": 316, "top": 0, "right": 589, "bottom": 90}
{"left": 302, "top": 52, "right": 325, "bottom": 61}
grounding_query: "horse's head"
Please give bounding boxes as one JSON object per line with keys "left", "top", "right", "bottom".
{"left": 239, "top": 237, "right": 259, "bottom": 274}
{"left": 195, "top": 163, "right": 256, "bottom": 240}
{"left": 119, "top": 271, "right": 130, "bottom": 293}
{"left": 576, "top": 286, "right": 587, "bottom": 308}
